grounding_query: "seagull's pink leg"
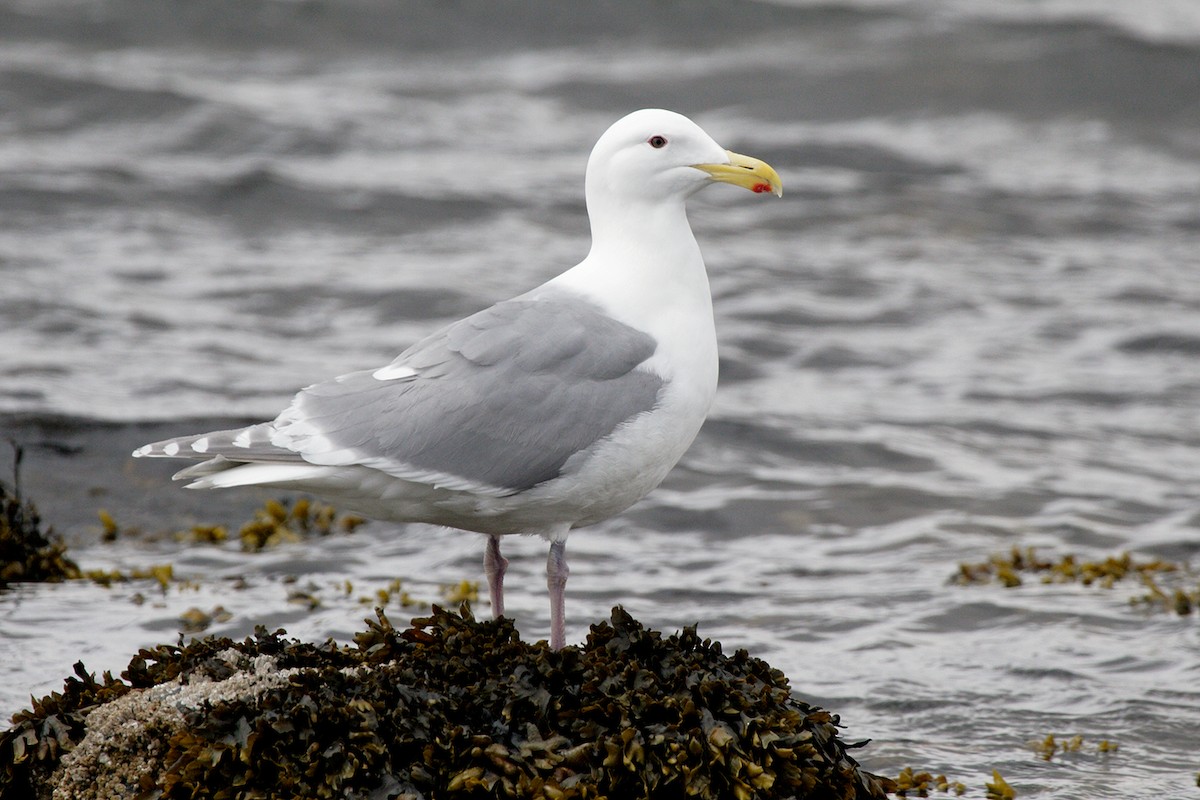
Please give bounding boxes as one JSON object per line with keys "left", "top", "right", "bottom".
{"left": 547, "top": 540, "right": 569, "bottom": 650}
{"left": 484, "top": 534, "right": 508, "bottom": 618}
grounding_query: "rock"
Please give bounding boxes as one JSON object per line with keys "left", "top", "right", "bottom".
{"left": 1, "top": 606, "right": 894, "bottom": 800}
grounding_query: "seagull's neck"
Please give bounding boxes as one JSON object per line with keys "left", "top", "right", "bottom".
{"left": 546, "top": 193, "right": 718, "bottom": 398}
{"left": 551, "top": 196, "right": 713, "bottom": 327}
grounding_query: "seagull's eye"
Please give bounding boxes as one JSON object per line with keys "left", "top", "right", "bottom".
{"left": 648, "top": 135, "right": 668, "bottom": 149}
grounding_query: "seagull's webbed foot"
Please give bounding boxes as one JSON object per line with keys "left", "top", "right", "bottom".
{"left": 484, "top": 534, "right": 508, "bottom": 618}
{"left": 547, "top": 540, "right": 569, "bottom": 650}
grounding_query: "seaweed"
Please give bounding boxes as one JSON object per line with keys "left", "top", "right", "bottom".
{"left": 1029, "top": 734, "right": 1118, "bottom": 762}
{"left": 955, "top": 546, "right": 1199, "bottom": 614}
{"left": 357, "top": 577, "right": 421, "bottom": 609}
{"left": 178, "top": 605, "right": 234, "bottom": 633}
{"left": 984, "top": 770, "right": 1015, "bottom": 800}
{"left": 955, "top": 547, "right": 1178, "bottom": 589}
{"left": 98, "top": 498, "right": 365, "bottom": 549}
{"left": 82, "top": 563, "right": 175, "bottom": 590}
{"left": 890, "top": 767, "right": 965, "bottom": 796}
{"left": 1, "top": 607, "right": 894, "bottom": 800}
{"left": 237, "top": 497, "right": 366, "bottom": 552}
{"left": 0, "top": 446, "right": 81, "bottom": 587}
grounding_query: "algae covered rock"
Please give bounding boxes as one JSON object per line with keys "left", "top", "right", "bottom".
{"left": 0, "top": 477, "right": 81, "bottom": 588}
{"left": 1, "top": 606, "right": 893, "bottom": 800}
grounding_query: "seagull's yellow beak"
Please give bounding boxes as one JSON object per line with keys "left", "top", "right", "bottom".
{"left": 692, "top": 150, "right": 783, "bottom": 197}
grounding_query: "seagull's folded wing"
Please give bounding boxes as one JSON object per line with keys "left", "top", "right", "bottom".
{"left": 271, "top": 289, "right": 666, "bottom": 496}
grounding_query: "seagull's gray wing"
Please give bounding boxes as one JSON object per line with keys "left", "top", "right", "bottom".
{"left": 269, "top": 290, "right": 665, "bottom": 495}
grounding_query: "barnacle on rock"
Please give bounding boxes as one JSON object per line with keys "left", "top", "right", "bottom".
{"left": 1, "top": 607, "right": 894, "bottom": 799}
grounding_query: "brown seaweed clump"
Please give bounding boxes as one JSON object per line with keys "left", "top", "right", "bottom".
{"left": 955, "top": 546, "right": 1179, "bottom": 589}
{"left": 890, "top": 767, "right": 966, "bottom": 796}
{"left": 1, "top": 606, "right": 894, "bottom": 800}
{"left": 956, "top": 546, "right": 1200, "bottom": 615}
{"left": 237, "top": 497, "right": 367, "bottom": 552}
{"left": 0, "top": 478, "right": 81, "bottom": 588}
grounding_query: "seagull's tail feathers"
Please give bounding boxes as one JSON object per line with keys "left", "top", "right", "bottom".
{"left": 184, "top": 462, "right": 343, "bottom": 490}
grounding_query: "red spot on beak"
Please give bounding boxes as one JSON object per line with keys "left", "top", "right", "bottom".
{"left": 752, "top": 183, "right": 771, "bottom": 193}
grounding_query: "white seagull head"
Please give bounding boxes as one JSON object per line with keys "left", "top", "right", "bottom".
{"left": 585, "top": 108, "right": 783, "bottom": 207}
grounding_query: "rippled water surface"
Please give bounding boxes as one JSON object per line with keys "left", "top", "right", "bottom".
{"left": 2, "top": 1, "right": 1200, "bottom": 797}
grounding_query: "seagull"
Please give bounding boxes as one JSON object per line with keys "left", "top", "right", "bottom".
{"left": 133, "top": 108, "right": 782, "bottom": 649}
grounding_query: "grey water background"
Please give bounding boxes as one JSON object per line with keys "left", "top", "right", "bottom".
{"left": 2, "top": 0, "right": 1200, "bottom": 796}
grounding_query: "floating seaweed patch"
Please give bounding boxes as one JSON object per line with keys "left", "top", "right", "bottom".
{"left": 97, "top": 509, "right": 233, "bottom": 547}
{"left": 1029, "top": 734, "right": 1118, "bottom": 762}
{"left": 94, "top": 495, "right": 361, "bottom": 550}
{"left": 956, "top": 547, "right": 1178, "bottom": 588}
{"left": 182, "top": 523, "right": 229, "bottom": 545}
{"left": 890, "top": 767, "right": 966, "bottom": 796}
{"left": 83, "top": 563, "right": 175, "bottom": 591}
{"left": 97, "top": 509, "right": 120, "bottom": 543}
{"left": 0, "top": 606, "right": 895, "bottom": 799}
{"left": 359, "top": 577, "right": 421, "bottom": 609}
{"left": 237, "top": 497, "right": 367, "bottom": 552}
{"left": 285, "top": 586, "right": 322, "bottom": 610}
{"left": 955, "top": 546, "right": 1197, "bottom": 614}
{"left": 1130, "top": 572, "right": 1200, "bottom": 616}
{"left": 178, "top": 605, "right": 233, "bottom": 633}
{"left": 442, "top": 578, "right": 479, "bottom": 605}
{"left": 984, "top": 770, "right": 1015, "bottom": 799}
{"left": 1031, "top": 733, "right": 1079, "bottom": 761}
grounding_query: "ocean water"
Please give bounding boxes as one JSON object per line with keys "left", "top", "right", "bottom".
{"left": 2, "top": 1, "right": 1200, "bottom": 797}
